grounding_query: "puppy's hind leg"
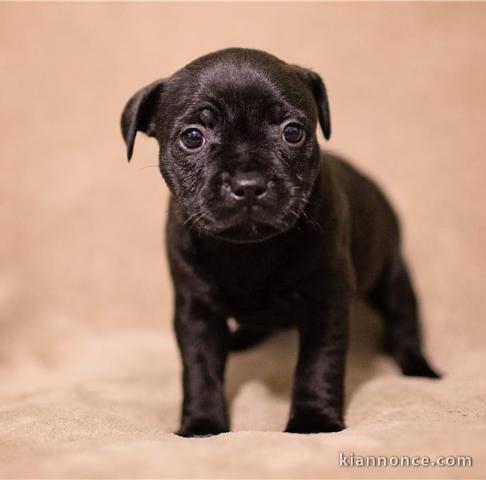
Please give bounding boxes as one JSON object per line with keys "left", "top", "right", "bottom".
{"left": 230, "top": 326, "right": 273, "bottom": 352}
{"left": 368, "top": 249, "right": 441, "bottom": 379}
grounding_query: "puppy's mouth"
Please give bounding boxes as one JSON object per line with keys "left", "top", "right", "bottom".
{"left": 185, "top": 179, "right": 312, "bottom": 243}
{"left": 213, "top": 220, "right": 280, "bottom": 243}
{"left": 203, "top": 211, "right": 282, "bottom": 243}
{"left": 190, "top": 201, "right": 304, "bottom": 243}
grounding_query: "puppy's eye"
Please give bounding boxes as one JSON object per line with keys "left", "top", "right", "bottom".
{"left": 180, "top": 128, "right": 205, "bottom": 149}
{"left": 282, "top": 122, "right": 304, "bottom": 145}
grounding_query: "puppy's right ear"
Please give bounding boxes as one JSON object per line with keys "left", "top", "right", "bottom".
{"left": 120, "top": 79, "right": 165, "bottom": 161}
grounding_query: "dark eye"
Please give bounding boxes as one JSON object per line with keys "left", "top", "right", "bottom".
{"left": 181, "top": 128, "right": 205, "bottom": 149}
{"left": 282, "top": 122, "right": 304, "bottom": 145}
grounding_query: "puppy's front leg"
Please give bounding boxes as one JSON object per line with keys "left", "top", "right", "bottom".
{"left": 174, "top": 291, "right": 230, "bottom": 437}
{"left": 286, "top": 297, "right": 349, "bottom": 434}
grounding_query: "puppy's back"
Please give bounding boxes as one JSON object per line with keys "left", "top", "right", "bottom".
{"left": 325, "top": 152, "right": 400, "bottom": 295}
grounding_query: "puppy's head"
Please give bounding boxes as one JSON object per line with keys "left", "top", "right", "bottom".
{"left": 121, "top": 48, "right": 331, "bottom": 243}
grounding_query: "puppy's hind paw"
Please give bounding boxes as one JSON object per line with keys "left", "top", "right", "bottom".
{"left": 400, "top": 354, "right": 442, "bottom": 379}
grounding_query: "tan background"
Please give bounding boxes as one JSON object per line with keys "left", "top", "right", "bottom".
{"left": 1, "top": 2, "right": 486, "bottom": 478}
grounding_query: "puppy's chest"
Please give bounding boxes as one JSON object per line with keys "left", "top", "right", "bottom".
{"left": 213, "top": 265, "right": 276, "bottom": 305}
{"left": 204, "top": 247, "right": 286, "bottom": 294}
{"left": 230, "top": 288, "right": 304, "bottom": 329}
{"left": 205, "top": 253, "right": 306, "bottom": 322}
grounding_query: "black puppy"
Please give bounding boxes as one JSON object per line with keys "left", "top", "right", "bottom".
{"left": 121, "top": 48, "right": 440, "bottom": 437}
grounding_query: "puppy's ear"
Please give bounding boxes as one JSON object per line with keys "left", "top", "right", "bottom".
{"left": 293, "top": 67, "right": 331, "bottom": 140}
{"left": 120, "top": 79, "right": 165, "bottom": 161}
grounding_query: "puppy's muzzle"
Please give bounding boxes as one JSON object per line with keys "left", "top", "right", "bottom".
{"left": 222, "top": 171, "right": 269, "bottom": 207}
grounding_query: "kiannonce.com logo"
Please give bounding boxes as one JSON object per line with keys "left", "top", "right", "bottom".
{"left": 339, "top": 452, "right": 473, "bottom": 468}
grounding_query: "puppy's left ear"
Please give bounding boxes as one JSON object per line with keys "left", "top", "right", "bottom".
{"left": 121, "top": 79, "right": 165, "bottom": 161}
{"left": 293, "top": 67, "right": 331, "bottom": 140}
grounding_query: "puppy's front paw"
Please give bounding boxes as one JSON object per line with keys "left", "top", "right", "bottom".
{"left": 176, "top": 417, "right": 229, "bottom": 438}
{"left": 285, "top": 410, "right": 344, "bottom": 434}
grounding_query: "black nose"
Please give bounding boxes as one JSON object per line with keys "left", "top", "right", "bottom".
{"left": 229, "top": 172, "right": 267, "bottom": 202}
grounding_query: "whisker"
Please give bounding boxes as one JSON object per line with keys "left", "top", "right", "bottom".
{"left": 301, "top": 210, "right": 323, "bottom": 232}
{"left": 183, "top": 211, "right": 200, "bottom": 227}
{"left": 137, "top": 164, "right": 160, "bottom": 171}
{"left": 183, "top": 210, "right": 205, "bottom": 232}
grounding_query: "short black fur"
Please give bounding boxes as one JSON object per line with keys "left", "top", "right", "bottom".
{"left": 121, "top": 48, "right": 440, "bottom": 437}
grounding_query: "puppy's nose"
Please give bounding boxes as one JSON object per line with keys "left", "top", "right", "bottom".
{"left": 229, "top": 172, "right": 267, "bottom": 202}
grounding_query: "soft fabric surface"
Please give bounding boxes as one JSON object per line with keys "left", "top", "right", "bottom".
{"left": 1, "top": 3, "right": 485, "bottom": 478}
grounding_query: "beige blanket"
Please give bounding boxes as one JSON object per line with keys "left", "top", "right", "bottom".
{"left": 1, "top": 3, "right": 485, "bottom": 478}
